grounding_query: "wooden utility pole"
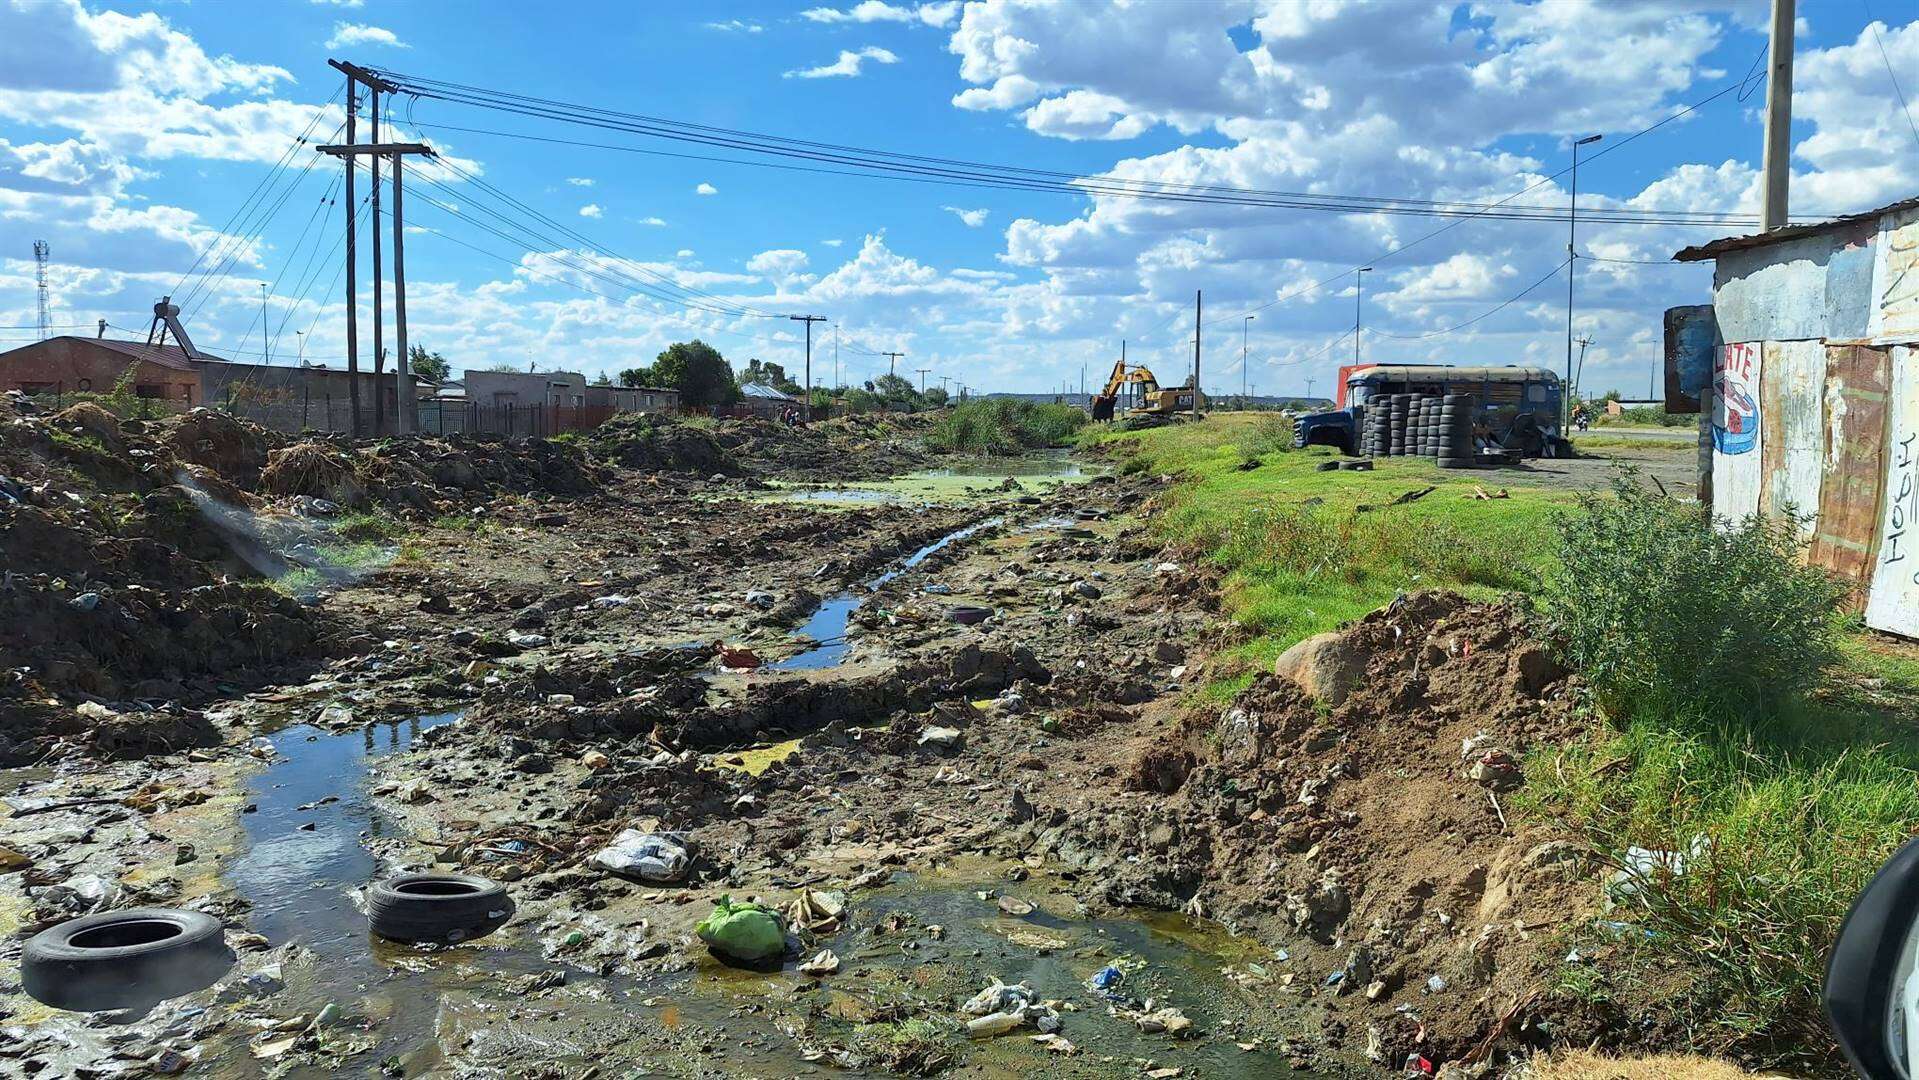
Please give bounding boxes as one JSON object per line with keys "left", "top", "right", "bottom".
{"left": 1760, "top": 0, "right": 1795, "bottom": 231}
{"left": 1191, "top": 290, "right": 1202, "bottom": 416}
{"left": 915, "top": 367, "right": 930, "bottom": 393}
{"left": 882, "top": 351, "right": 905, "bottom": 377}
{"left": 370, "top": 85, "right": 383, "bottom": 434}
{"left": 788, "top": 314, "right": 825, "bottom": 418}
{"left": 317, "top": 132, "right": 434, "bottom": 438}
{"left": 342, "top": 81, "right": 360, "bottom": 435}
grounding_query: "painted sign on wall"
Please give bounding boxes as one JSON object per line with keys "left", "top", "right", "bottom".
{"left": 1713, "top": 341, "right": 1764, "bottom": 520}
{"left": 1715, "top": 342, "right": 1760, "bottom": 454}
{"left": 1866, "top": 345, "right": 1919, "bottom": 638}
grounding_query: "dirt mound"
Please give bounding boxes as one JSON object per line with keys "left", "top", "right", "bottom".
{"left": 162, "top": 407, "right": 270, "bottom": 486}
{"left": 262, "top": 441, "right": 369, "bottom": 505}
{"left": 1078, "top": 592, "right": 1594, "bottom": 1067}
{"left": 585, "top": 413, "right": 739, "bottom": 474}
{"left": 708, "top": 414, "right": 935, "bottom": 480}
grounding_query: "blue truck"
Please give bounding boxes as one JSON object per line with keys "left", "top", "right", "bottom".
{"left": 1291, "top": 364, "right": 1569, "bottom": 457}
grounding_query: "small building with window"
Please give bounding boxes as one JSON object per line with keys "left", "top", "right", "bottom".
{"left": 0, "top": 336, "right": 204, "bottom": 404}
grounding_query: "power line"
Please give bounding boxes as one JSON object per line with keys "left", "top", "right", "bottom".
{"left": 171, "top": 90, "right": 342, "bottom": 306}
{"left": 1860, "top": 0, "right": 1919, "bottom": 152}
{"left": 1200, "top": 67, "right": 1771, "bottom": 334}
{"left": 1368, "top": 258, "right": 1570, "bottom": 340}
{"left": 369, "top": 67, "right": 1785, "bottom": 227}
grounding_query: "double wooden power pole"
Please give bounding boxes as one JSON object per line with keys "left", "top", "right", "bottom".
{"left": 321, "top": 60, "right": 434, "bottom": 436}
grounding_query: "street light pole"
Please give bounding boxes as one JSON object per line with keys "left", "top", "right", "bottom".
{"left": 1242, "top": 315, "right": 1254, "bottom": 402}
{"left": 260, "top": 283, "right": 269, "bottom": 364}
{"left": 1567, "top": 133, "right": 1602, "bottom": 428}
{"left": 1354, "top": 267, "right": 1372, "bottom": 367}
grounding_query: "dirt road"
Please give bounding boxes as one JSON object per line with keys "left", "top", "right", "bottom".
{"left": 1, "top": 405, "right": 1650, "bottom": 1078}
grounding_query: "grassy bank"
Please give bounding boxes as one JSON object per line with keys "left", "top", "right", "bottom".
{"left": 925, "top": 399, "right": 1085, "bottom": 455}
{"left": 1100, "top": 413, "right": 1919, "bottom": 1070}
{"left": 1094, "top": 413, "right": 1574, "bottom": 686}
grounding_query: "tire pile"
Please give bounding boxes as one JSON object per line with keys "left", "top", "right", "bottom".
{"left": 1359, "top": 393, "right": 1478, "bottom": 468}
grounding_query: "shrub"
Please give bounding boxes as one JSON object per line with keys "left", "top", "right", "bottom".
{"left": 1540, "top": 473, "right": 1847, "bottom": 720}
{"left": 924, "top": 400, "right": 1086, "bottom": 454}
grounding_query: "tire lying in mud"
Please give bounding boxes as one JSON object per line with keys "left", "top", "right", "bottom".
{"left": 367, "top": 874, "right": 514, "bottom": 945}
{"left": 23, "top": 908, "right": 234, "bottom": 1012}
{"left": 945, "top": 604, "right": 995, "bottom": 625}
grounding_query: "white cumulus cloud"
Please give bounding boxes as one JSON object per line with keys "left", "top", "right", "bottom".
{"left": 695, "top": 182, "right": 717, "bottom": 195}
{"left": 785, "top": 46, "right": 899, "bottom": 79}
{"left": 578, "top": 203, "right": 602, "bottom": 218}
{"left": 942, "top": 206, "right": 989, "bottom": 227}
{"left": 324, "top": 22, "right": 408, "bottom": 49}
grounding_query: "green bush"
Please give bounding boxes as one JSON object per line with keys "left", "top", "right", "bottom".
{"left": 924, "top": 399, "right": 1086, "bottom": 454}
{"left": 1541, "top": 474, "right": 1846, "bottom": 720}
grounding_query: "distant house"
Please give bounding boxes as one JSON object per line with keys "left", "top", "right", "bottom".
{"left": 737, "top": 380, "right": 802, "bottom": 419}
{"left": 462, "top": 369, "right": 588, "bottom": 409}
{"left": 585, "top": 383, "right": 679, "bottom": 413}
{"left": 0, "top": 336, "right": 204, "bottom": 404}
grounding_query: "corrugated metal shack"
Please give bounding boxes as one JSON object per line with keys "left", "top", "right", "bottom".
{"left": 1671, "top": 194, "right": 1919, "bottom": 640}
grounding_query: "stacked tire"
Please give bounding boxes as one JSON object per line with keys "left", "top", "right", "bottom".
{"left": 1366, "top": 405, "right": 1390, "bottom": 458}
{"left": 1417, "top": 396, "right": 1438, "bottom": 457}
{"left": 1436, "top": 393, "right": 1476, "bottom": 469}
{"left": 1389, "top": 394, "right": 1413, "bottom": 456}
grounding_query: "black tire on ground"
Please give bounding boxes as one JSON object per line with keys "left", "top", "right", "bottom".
{"left": 367, "top": 874, "right": 514, "bottom": 945}
{"left": 1436, "top": 456, "right": 1476, "bottom": 469}
{"left": 22, "top": 908, "right": 233, "bottom": 1012}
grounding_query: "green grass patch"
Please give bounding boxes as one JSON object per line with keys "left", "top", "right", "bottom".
{"left": 1111, "top": 415, "right": 1918, "bottom": 1069}
{"left": 334, "top": 511, "right": 403, "bottom": 542}
{"left": 1098, "top": 414, "right": 1571, "bottom": 666}
{"left": 924, "top": 399, "right": 1086, "bottom": 455}
{"left": 430, "top": 512, "right": 496, "bottom": 535}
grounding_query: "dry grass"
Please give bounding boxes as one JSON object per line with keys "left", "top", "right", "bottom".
{"left": 1524, "top": 1050, "right": 1773, "bottom": 1080}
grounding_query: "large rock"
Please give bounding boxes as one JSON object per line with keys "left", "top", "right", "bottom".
{"left": 1272, "top": 631, "right": 1367, "bottom": 707}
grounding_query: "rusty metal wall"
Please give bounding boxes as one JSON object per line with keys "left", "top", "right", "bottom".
{"left": 1811, "top": 344, "right": 1891, "bottom": 599}
{"left": 1758, "top": 339, "right": 1826, "bottom": 528}
{"left": 1866, "top": 344, "right": 1919, "bottom": 638}
{"left": 1870, "top": 207, "right": 1919, "bottom": 345}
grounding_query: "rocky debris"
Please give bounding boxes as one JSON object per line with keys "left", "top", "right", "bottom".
{"left": 1065, "top": 591, "right": 1592, "bottom": 1066}
{"left": 584, "top": 413, "right": 739, "bottom": 475}
{"left": 1271, "top": 630, "right": 1368, "bottom": 707}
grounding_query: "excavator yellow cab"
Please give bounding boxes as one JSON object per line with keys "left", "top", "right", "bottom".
{"left": 1088, "top": 359, "right": 1191, "bottom": 421}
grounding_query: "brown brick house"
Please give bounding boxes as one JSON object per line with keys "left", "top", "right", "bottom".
{"left": 0, "top": 336, "right": 203, "bottom": 404}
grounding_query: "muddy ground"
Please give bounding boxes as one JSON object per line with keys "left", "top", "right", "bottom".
{"left": 1, "top": 405, "right": 1636, "bottom": 1079}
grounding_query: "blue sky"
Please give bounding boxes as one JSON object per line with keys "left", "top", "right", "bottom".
{"left": 3, "top": 0, "right": 1917, "bottom": 398}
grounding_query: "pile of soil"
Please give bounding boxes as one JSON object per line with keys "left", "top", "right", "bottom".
{"left": 583, "top": 413, "right": 739, "bottom": 475}
{"left": 0, "top": 401, "right": 610, "bottom": 754}
{"left": 707, "top": 414, "right": 936, "bottom": 481}
{"left": 583, "top": 412, "right": 937, "bottom": 481}
{"left": 1078, "top": 592, "right": 1598, "bottom": 1067}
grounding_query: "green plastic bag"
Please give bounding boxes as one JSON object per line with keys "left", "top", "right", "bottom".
{"left": 696, "top": 895, "right": 786, "bottom": 961}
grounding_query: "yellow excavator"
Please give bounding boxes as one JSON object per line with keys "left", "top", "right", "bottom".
{"left": 1088, "top": 360, "right": 1194, "bottom": 421}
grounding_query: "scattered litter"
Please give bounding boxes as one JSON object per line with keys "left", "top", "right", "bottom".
{"left": 695, "top": 895, "right": 786, "bottom": 962}
{"left": 960, "top": 980, "right": 1059, "bottom": 1038}
{"left": 797, "top": 949, "right": 840, "bottom": 976}
{"left": 591, "top": 831, "right": 690, "bottom": 883}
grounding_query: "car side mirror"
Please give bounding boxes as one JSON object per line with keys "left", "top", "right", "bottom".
{"left": 1827, "top": 837, "right": 1919, "bottom": 1078}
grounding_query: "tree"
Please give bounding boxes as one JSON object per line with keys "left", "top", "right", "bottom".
{"left": 922, "top": 386, "right": 949, "bottom": 407}
{"left": 592, "top": 372, "right": 611, "bottom": 385}
{"left": 651, "top": 340, "right": 739, "bottom": 408}
{"left": 407, "top": 345, "right": 450, "bottom": 382}
{"left": 873, "top": 373, "right": 918, "bottom": 403}
{"left": 740, "top": 358, "right": 802, "bottom": 396}
{"left": 618, "top": 366, "right": 657, "bottom": 387}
